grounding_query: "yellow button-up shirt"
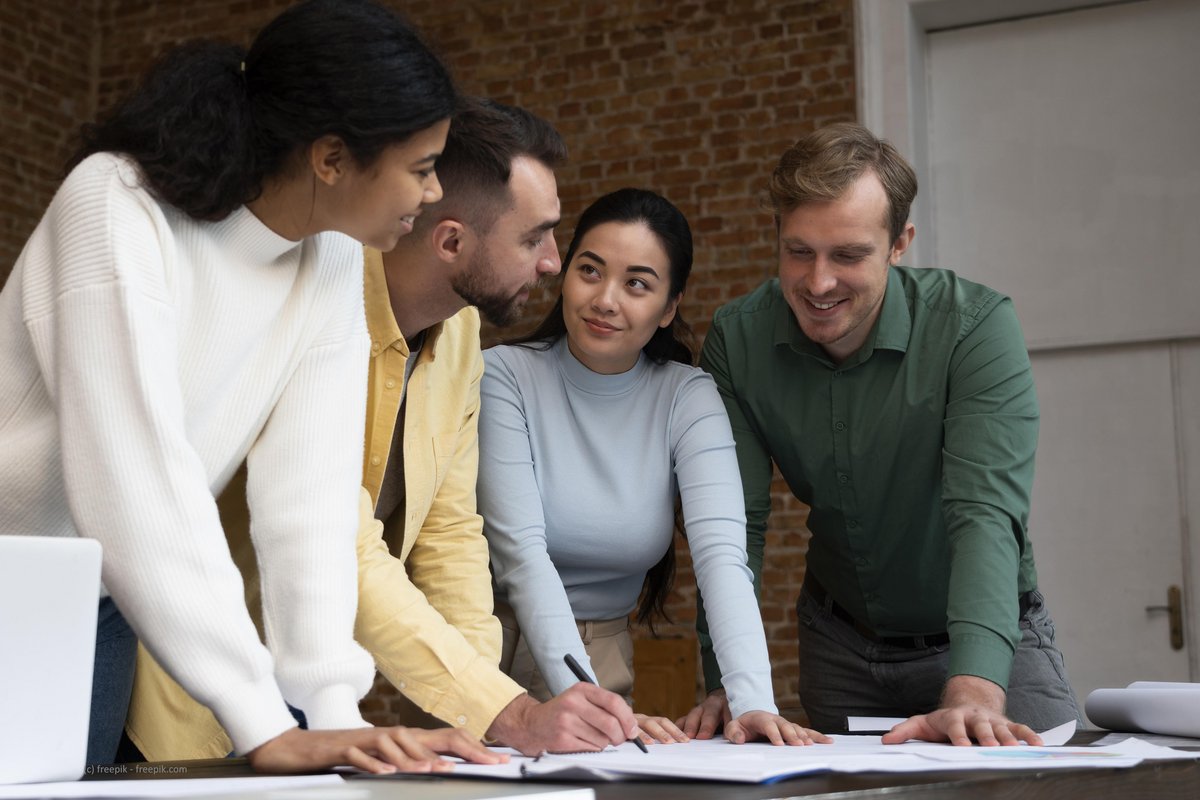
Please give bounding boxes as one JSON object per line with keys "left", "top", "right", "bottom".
{"left": 126, "top": 249, "right": 523, "bottom": 759}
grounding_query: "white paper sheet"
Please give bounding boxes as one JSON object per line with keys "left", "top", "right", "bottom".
{"left": 1086, "top": 681, "right": 1200, "bottom": 737}
{"left": 447, "top": 723, "right": 1194, "bottom": 784}
{"left": 0, "top": 774, "right": 346, "bottom": 799}
{"left": 847, "top": 716, "right": 906, "bottom": 732}
{"left": 1092, "top": 732, "right": 1200, "bottom": 748}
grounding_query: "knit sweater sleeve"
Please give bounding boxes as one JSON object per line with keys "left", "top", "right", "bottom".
{"left": 242, "top": 231, "right": 374, "bottom": 732}
{"left": 671, "top": 371, "right": 777, "bottom": 719}
{"left": 19, "top": 154, "right": 346, "bottom": 753}
{"left": 477, "top": 347, "right": 594, "bottom": 696}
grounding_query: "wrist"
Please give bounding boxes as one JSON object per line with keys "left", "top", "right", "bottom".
{"left": 941, "top": 674, "right": 1005, "bottom": 713}
{"left": 485, "top": 693, "right": 536, "bottom": 747}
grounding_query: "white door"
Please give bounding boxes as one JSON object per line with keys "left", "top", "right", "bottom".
{"left": 917, "top": 0, "right": 1200, "bottom": 704}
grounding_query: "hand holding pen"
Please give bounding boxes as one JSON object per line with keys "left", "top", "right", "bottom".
{"left": 563, "top": 653, "right": 649, "bottom": 753}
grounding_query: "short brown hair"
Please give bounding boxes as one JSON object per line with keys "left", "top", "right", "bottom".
{"left": 416, "top": 98, "right": 566, "bottom": 234}
{"left": 768, "top": 122, "right": 917, "bottom": 243}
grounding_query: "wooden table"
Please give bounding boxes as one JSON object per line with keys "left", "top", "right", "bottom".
{"left": 85, "top": 732, "right": 1200, "bottom": 800}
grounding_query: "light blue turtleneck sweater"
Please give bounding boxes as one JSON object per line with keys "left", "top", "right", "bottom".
{"left": 478, "top": 337, "right": 777, "bottom": 719}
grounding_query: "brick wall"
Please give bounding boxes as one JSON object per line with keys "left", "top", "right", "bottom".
{"left": 4, "top": 0, "right": 856, "bottom": 723}
{"left": 0, "top": 0, "right": 97, "bottom": 283}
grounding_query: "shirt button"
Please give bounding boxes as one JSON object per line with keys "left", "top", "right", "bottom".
{"left": 835, "top": 421, "right": 846, "bottom": 431}
{"left": 370, "top": 455, "right": 382, "bottom": 466}
{"left": 398, "top": 681, "right": 406, "bottom": 689}
{"left": 855, "top": 556, "right": 868, "bottom": 566}
{"left": 385, "top": 379, "right": 396, "bottom": 389}
{"left": 847, "top": 520, "right": 858, "bottom": 529}
{"left": 838, "top": 473, "right": 849, "bottom": 484}
{"left": 370, "top": 341, "right": 381, "bottom": 353}
{"left": 456, "top": 715, "right": 467, "bottom": 726}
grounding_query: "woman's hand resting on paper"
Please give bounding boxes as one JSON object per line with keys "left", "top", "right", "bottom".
{"left": 634, "top": 712, "right": 690, "bottom": 744}
{"left": 677, "top": 689, "right": 830, "bottom": 745}
{"left": 246, "top": 725, "right": 506, "bottom": 774}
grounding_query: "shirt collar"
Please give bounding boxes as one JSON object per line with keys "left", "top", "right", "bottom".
{"left": 363, "top": 247, "right": 445, "bottom": 360}
{"left": 773, "top": 268, "right": 911, "bottom": 367}
{"left": 871, "top": 267, "right": 912, "bottom": 355}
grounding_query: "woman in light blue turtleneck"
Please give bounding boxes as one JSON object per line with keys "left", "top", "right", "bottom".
{"left": 477, "top": 188, "right": 828, "bottom": 747}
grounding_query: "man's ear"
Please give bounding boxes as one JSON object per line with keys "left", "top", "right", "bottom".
{"left": 309, "top": 135, "right": 352, "bottom": 187}
{"left": 431, "top": 219, "right": 468, "bottom": 264}
{"left": 889, "top": 222, "right": 916, "bottom": 265}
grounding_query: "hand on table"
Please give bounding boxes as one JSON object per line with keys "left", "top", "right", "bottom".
{"left": 725, "top": 711, "right": 830, "bottom": 746}
{"left": 635, "top": 712, "right": 689, "bottom": 744}
{"left": 246, "top": 725, "right": 505, "bottom": 774}
{"left": 881, "top": 675, "right": 1041, "bottom": 746}
{"left": 486, "top": 684, "right": 640, "bottom": 755}
{"left": 676, "top": 688, "right": 732, "bottom": 740}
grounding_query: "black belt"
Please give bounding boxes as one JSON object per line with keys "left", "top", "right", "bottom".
{"left": 803, "top": 573, "right": 1033, "bottom": 649}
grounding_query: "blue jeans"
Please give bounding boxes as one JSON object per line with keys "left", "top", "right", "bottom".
{"left": 88, "top": 597, "right": 138, "bottom": 765}
{"left": 796, "top": 586, "right": 1082, "bottom": 732}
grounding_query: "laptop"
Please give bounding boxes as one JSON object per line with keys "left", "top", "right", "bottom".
{"left": 0, "top": 535, "right": 101, "bottom": 784}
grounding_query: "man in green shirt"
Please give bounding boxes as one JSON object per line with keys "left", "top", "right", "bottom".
{"left": 686, "top": 123, "right": 1080, "bottom": 745}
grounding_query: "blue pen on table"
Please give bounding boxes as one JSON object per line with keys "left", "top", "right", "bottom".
{"left": 563, "top": 652, "right": 649, "bottom": 753}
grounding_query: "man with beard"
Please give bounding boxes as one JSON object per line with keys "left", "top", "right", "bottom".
{"left": 125, "top": 100, "right": 641, "bottom": 760}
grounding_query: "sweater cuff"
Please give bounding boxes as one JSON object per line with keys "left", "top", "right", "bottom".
{"left": 209, "top": 676, "right": 299, "bottom": 755}
{"left": 425, "top": 659, "right": 526, "bottom": 740}
{"left": 302, "top": 683, "right": 370, "bottom": 731}
{"left": 726, "top": 685, "right": 779, "bottom": 720}
{"left": 947, "top": 633, "right": 1015, "bottom": 691}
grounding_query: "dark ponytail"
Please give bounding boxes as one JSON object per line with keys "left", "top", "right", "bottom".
{"left": 69, "top": 42, "right": 253, "bottom": 221}
{"left": 68, "top": 0, "right": 458, "bottom": 221}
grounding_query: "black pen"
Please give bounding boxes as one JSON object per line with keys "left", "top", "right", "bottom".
{"left": 563, "top": 652, "right": 649, "bottom": 753}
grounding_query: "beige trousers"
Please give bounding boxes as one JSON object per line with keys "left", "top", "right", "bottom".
{"left": 495, "top": 599, "right": 634, "bottom": 704}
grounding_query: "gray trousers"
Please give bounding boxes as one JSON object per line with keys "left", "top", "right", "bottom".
{"left": 796, "top": 586, "right": 1082, "bottom": 732}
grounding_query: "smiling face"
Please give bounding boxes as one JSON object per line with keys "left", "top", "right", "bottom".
{"left": 330, "top": 118, "right": 450, "bottom": 251}
{"left": 777, "top": 170, "right": 914, "bottom": 363}
{"left": 561, "top": 221, "right": 681, "bottom": 374}
{"left": 451, "top": 155, "right": 563, "bottom": 326}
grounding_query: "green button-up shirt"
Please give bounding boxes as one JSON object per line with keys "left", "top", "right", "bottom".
{"left": 698, "top": 267, "right": 1039, "bottom": 692}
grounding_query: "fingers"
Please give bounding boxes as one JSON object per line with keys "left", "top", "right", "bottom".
{"left": 696, "top": 703, "right": 722, "bottom": 740}
{"left": 635, "top": 713, "right": 689, "bottom": 744}
{"left": 945, "top": 715, "right": 972, "bottom": 747}
{"left": 340, "top": 746, "right": 398, "bottom": 775}
{"left": 371, "top": 730, "right": 444, "bottom": 773}
{"left": 776, "top": 721, "right": 816, "bottom": 746}
{"left": 728, "top": 712, "right": 825, "bottom": 746}
{"left": 806, "top": 727, "right": 833, "bottom": 744}
{"left": 246, "top": 727, "right": 455, "bottom": 775}
{"left": 419, "top": 728, "right": 507, "bottom": 764}
{"left": 883, "top": 710, "right": 1038, "bottom": 748}
{"left": 1011, "top": 723, "right": 1041, "bottom": 746}
{"left": 677, "top": 692, "right": 727, "bottom": 740}
{"left": 676, "top": 705, "right": 704, "bottom": 738}
{"left": 547, "top": 683, "right": 635, "bottom": 751}
{"left": 881, "top": 716, "right": 934, "bottom": 744}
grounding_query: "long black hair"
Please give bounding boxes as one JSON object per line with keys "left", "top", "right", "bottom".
{"left": 68, "top": 0, "right": 458, "bottom": 221}
{"left": 510, "top": 187, "right": 696, "bottom": 367}
{"left": 508, "top": 187, "right": 697, "bottom": 628}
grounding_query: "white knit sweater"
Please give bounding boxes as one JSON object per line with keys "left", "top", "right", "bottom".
{"left": 0, "top": 153, "right": 374, "bottom": 753}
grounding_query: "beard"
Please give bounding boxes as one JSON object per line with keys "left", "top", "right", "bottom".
{"left": 451, "top": 247, "right": 532, "bottom": 328}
